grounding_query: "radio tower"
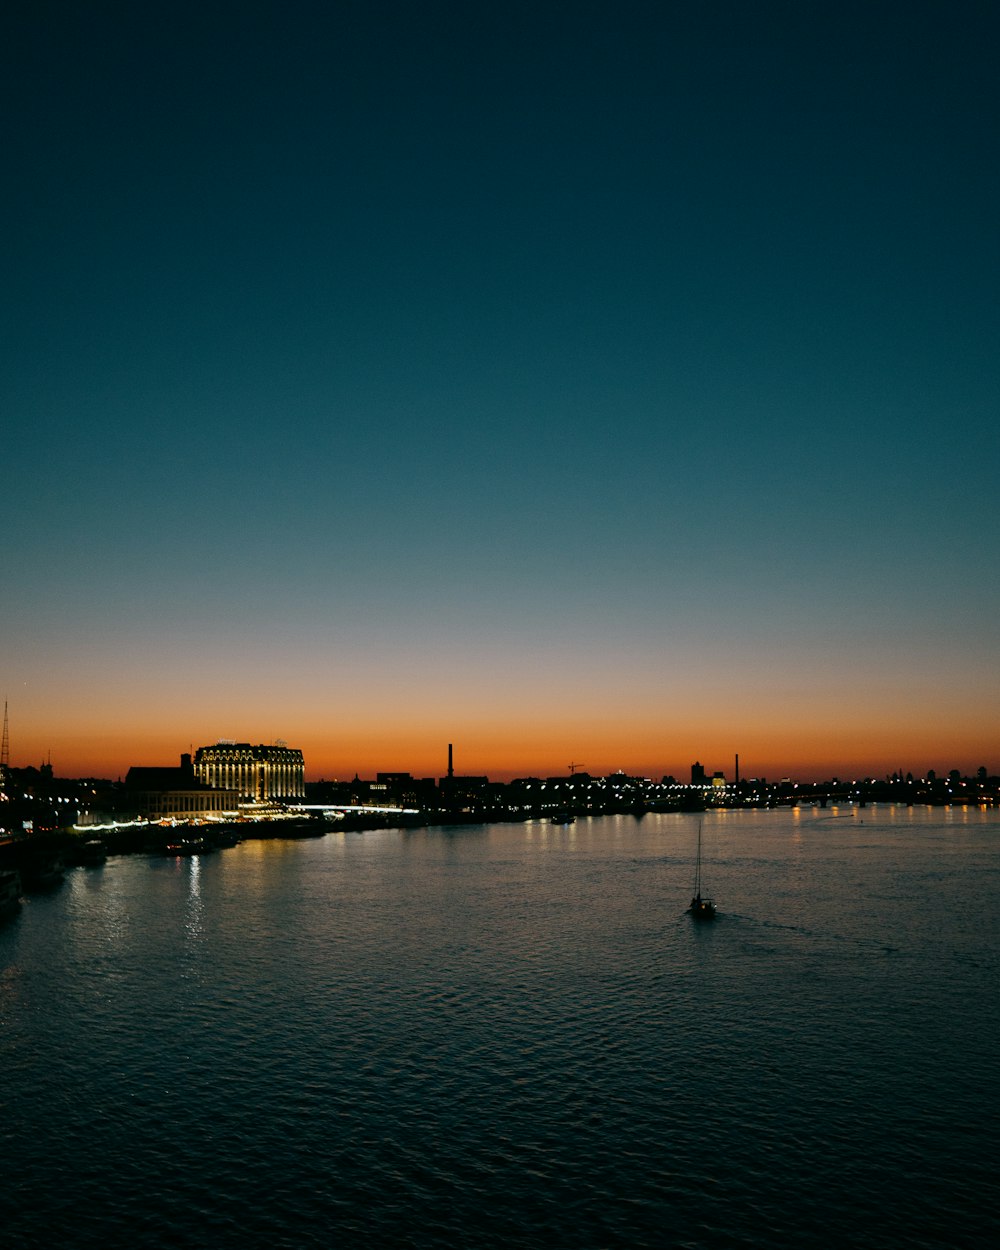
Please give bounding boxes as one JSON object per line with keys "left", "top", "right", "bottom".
{"left": 1, "top": 700, "right": 9, "bottom": 787}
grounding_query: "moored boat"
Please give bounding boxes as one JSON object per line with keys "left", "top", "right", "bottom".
{"left": 20, "top": 853, "right": 66, "bottom": 891}
{"left": 75, "top": 839, "right": 108, "bottom": 866}
{"left": 161, "top": 837, "right": 211, "bottom": 857}
{"left": 0, "top": 869, "right": 22, "bottom": 919}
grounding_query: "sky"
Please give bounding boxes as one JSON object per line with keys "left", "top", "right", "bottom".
{"left": 3, "top": 0, "right": 998, "bottom": 783}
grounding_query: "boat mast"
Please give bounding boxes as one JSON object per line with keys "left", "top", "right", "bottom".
{"left": 694, "top": 817, "right": 703, "bottom": 897}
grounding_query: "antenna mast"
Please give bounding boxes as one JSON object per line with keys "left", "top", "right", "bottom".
{"left": 1, "top": 701, "right": 9, "bottom": 785}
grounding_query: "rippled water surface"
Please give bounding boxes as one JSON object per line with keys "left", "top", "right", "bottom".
{"left": 3, "top": 808, "right": 998, "bottom": 1248}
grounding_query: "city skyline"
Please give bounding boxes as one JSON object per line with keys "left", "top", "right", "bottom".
{"left": 1, "top": 706, "right": 993, "bottom": 786}
{"left": 4, "top": 3, "right": 998, "bottom": 786}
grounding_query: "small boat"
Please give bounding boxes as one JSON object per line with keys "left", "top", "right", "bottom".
{"left": 162, "top": 837, "right": 210, "bottom": 857}
{"left": 20, "top": 853, "right": 65, "bottom": 891}
{"left": 276, "top": 820, "right": 327, "bottom": 839}
{"left": 0, "top": 869, "right": 22, "bottom": 920}
{"left": 687, "top": 818, "right": 717, "bottom": 921}
{"left": 207, "top": 828, "right": 241, "bottom": 848}
{"left": 77, "top": 839, "right": 108, "bottom": 866}
{"left": 550, "top": 812, "right": 576, "bottom": 825}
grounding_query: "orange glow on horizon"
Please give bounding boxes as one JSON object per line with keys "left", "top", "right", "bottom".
{"left": 4, "top": 658, "right": 995, "bottom": 786}
{"left": 7, "top": 716, "right": 994, "bottom": 787}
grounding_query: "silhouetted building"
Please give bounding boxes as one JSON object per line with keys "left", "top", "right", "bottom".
{"left": 375, "top": 773, "right": 437, "bottom": 808}
{"left": 437, "top": 743, "right": 489, "bottom": 809}
{"left": 125, "top": 754, "right": 240, "bottom": 820}
{"left": 193, "top": 742, "right": 305, "bottom": 801}
{"left": 439, "top": 769, "right": 490, "bottom": 810}
{"left": 691, "top": 761, "right": 706, "bottom": 785}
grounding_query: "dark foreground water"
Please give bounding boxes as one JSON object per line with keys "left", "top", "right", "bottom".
{"left": 2, "top": 807, "right": 998, "bottom": 1249}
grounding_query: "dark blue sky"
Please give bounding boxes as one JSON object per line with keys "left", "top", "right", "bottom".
{"left": 3, "top": 1, "right": 998, "bottom": 779}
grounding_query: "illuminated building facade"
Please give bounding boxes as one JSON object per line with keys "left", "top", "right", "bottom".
{"left": 193, "top": 742, "right": 305, "bottom": 802}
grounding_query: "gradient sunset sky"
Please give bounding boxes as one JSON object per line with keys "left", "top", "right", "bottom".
{"left": 3, "top": 1, "right": 998, "bottom": 783}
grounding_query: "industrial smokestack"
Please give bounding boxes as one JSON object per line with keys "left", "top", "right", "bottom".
{"left": 448, "top": 743, "right": 454, "bottom": 778}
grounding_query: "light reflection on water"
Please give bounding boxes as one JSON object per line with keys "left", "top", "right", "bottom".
{"left": 185, "top": 854, "right": 203, "bottom": 942}
{"left": 2, "top": 807, "right": 998, "bottom": 1249}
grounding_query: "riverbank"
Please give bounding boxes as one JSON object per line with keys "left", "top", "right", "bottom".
{"left": 0, "top": 808, "right": 530, "bottom": 879}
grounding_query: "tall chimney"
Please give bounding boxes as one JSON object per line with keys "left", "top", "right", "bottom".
{"left": 448, "top": 743, "right": 454, "bottom": 778}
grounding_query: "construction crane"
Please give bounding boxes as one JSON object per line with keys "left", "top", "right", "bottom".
{"left": 567, "top": 762, "right": 584, "bottom": 776}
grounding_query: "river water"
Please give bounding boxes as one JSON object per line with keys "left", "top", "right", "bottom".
{"left": 2, "top": 807, "right": 997, "bottom": 1249}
